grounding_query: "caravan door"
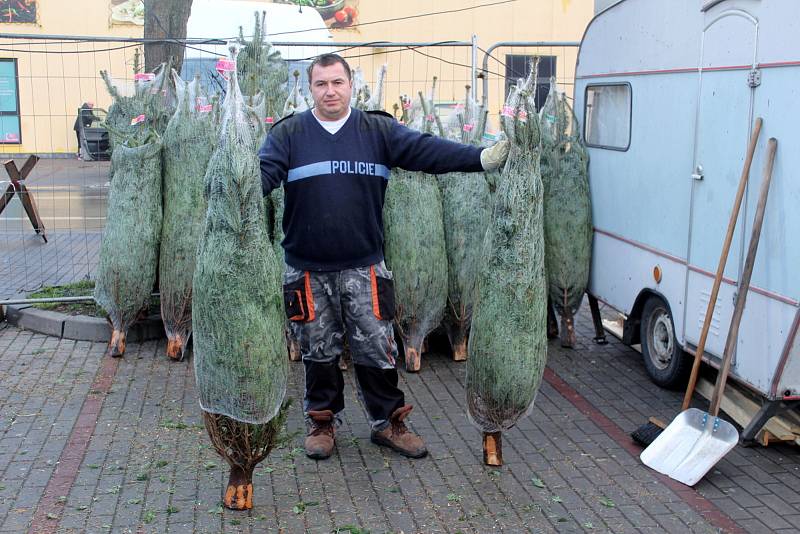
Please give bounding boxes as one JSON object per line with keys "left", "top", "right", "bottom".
{"left": 683, "top": 8, "right": 758, "bottom": 360}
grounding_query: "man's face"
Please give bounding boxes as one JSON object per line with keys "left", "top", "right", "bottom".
{"left": 309, "top": 62, "right": 352, "bottom": 121}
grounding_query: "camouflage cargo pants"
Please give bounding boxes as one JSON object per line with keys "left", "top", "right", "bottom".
{"left": 284, "top": 261, "right": 404, "bottom": 431}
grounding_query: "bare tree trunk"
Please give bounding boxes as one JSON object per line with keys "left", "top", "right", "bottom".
{"left": 143, "top": 0, "right": 194, "bottom": 73}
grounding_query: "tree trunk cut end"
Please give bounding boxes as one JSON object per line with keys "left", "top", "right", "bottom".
{"left": 451, "top": 338, "right": 468, "bottom": 361}
{"left": 287, "top": 336, "right": 301, "bottom": 362}
{"left": 107, "top": 330, "right": 126, "bottom": 358}
{"left": 223, "top": 464, "right": 254, "bottom": 511}
{"left": 483, "top": 431, "right": 503, "bottom": 466}
{"left": 559, "top": 315, "right": 576, "bottom": 348}
{"left": 405, "top": 347, "right": 421, "bottom": 373}
{"left": 166, "top": 335, "right": 184, "bottom": 361}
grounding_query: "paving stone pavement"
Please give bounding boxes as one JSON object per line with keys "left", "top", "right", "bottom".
{"left": 1, "top": 306, "right": 799, "bottom": 533}
{"left": 0, "top": 231, "right": 101, "bottom": 301}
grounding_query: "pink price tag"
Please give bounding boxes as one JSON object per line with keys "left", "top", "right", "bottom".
{"left": 130, "top": 114, "right": 146, "bottom": 125}
{"left": 517, "top": 110, "right": 528, "bottom": 121}
{"left": 134, "top": 73, "right": 155, "bottom": 82}
{"left": 196, "top": 104, "right": 212, "bottom": 113}
{"left": 501, "top": 105, "right": 515, "bottom": 117}
{"left": 463, "top": 123, "right": 475, "bottom": 132}
{"left": 264, "top": 116, "right": 274, "bottom": 124}
{"left": 215, "top": 58, "right": 236, "bottom": 79}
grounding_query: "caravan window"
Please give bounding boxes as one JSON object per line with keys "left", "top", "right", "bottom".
{"left": 584, "top": 84, "right": 631, "bottom": 151}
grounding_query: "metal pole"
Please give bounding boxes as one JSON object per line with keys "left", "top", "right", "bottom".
{"left": 0, "top": 293, "right": 159, "bottom": 306}
{"left": 1, "top": 296, "right": 94, "bottom": 306}
{"left": 471, "top": 34, "right": 478, "bottom": 102}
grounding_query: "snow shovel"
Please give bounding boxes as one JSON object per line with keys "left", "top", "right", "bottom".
{"left": 641, "top": 137, "right": 778, "bottom": 486}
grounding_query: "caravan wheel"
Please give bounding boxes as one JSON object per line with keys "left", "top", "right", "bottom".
{"left": 640, "top": 296, "right": 689, "bottom": 389}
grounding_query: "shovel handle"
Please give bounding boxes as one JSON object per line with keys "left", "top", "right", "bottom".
{"left": 710, "top": 138, "right": 778, "bottom": 416}
{"left": 682, "top": 118, "right": 763, "bottom": 411}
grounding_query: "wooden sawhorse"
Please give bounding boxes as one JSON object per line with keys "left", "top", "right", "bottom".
{"left": 0, "top": 155, "right": 47, "bottom": 243}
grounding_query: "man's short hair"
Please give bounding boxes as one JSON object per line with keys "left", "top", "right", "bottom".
{"left": 307, "top": 53, "right": 352, "bottom": 83}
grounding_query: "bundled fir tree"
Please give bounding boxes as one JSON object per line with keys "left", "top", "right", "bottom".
{"left": 351, "top": 64, "right": 388, "bottom": 111}
{"left": 101, "top": 58, "right": 175, "bottom": 149}
{"left": 539, "top": 79, "right": 592, "bottom": 348}
{"left": 383, "top": 81, "right": 448, "bottom": 372}
{"left": 94, "top": 116, "right": 162, "bottom": 357}
{"left": 159, "top": 72, "right": 217, "bottom": 360}
{"left": 192, "top": 47, "right": 288, "bottom": 511}
{"left": 282, "top": 70, "right": 311, "bottom": 117}
{"left": 437, "top": 86, "right": 493, "bottom": 360}
{"left": 237, "top": 11, "right": 288, "bottom": 128}
{"left": 467, "top": 64, "right": 547, "bottom": 465}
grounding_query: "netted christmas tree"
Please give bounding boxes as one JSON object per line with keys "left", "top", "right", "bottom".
{"left": 192, "top": 47, "right": 288, "bottom": 511}
{"left": 351, "top": 64, "right": 388, "bottom": 111}
{"left": 467, "top": 63, "right": 547, "bottom": 466}
{"left": 539, "top": 78, "right": 592, "bottom": 348}
{"left": 237, "top": 11, "right": 288, "bottom": 128}
{"left": 282, "top": 70, "right": 311, "bottom": 117}
{"left": 101, "top": 57, "right": 175, "bottom": 149}
{"left": 437, "top": 86, "right": 493, "bottom": 361}
{"left": 158, "top": 72, "right": 217, "bottom": 361}
{"left": 383, "top": 80, "right": 448, "bottom": 372}
{"left": 94, "top": 113, "right": 162, "bottom": 358}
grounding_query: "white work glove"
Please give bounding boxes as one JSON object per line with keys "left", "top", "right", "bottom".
{"left": 480, "top": 140, "right": 509, "bottom": 172}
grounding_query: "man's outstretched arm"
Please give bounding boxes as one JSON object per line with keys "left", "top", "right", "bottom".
{"left": 387, "top": 121, "right": 508, "bottom": 174}
{"left": 258, "top": 128, "right": 290, "bottom": 196}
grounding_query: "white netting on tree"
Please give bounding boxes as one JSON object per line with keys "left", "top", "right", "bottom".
{"left": 467, "top": 62, "right": 547, "bottom": 435}
{"left": 351, "top": 64, "right": 388, "bottom": 111}
{"left": 283, "top": 70, "right": 311, "bottom": 116}
{"left": 93, "top": 110, "right": 162, "bottom": 357}
{"left": 436, "top": 85, "right": 493, "bottom": 360}
{"left": 539, "top": 78, "right": 592, "bottom": 347}
{"left": 192, "top": 46, "right": 287, "bottom": 425}
{"left": 158, "top": 72, "right": 217, "bottom": 360}
{"left": 383, "top": 78, "right": 448, "bottom": 372}
{"left": 237, "top": 11, "right": 289, "bottom": 124}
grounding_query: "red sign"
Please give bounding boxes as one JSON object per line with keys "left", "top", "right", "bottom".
{"left": 215, "top": 58, "right": 235, "bottom": 80}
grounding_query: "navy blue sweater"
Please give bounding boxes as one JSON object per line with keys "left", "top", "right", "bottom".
{"left": 259, "top": 108, "right": 483, "bottom": 271}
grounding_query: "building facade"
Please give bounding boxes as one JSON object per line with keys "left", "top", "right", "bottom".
{"left": 0, "top": 0, "right": 143, "bottom": 155}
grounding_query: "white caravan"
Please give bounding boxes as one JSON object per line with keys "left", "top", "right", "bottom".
{"left": 575, "top": 0, "right": 799, "bottom": 437}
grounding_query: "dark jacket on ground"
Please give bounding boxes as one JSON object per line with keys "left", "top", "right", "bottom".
{"left": 258, "top": 107, "right": 483, "bottom": 271}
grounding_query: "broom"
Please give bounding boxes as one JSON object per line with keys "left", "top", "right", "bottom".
{"left": 631, "top": 117, "right": 763, "bottom": 446}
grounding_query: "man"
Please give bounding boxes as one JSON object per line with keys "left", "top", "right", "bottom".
{"left": 259, "top": 54, "right": 508, "bottom": 461}
{"left": 73, "top": 101, "right": 97, "bottom": 159}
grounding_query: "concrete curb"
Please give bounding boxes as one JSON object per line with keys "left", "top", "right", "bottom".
{"left": 4, "top": 302, "right": 165, "bottom": 342}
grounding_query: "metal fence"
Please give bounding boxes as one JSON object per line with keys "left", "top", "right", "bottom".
{"left": 0, "top": 34, "right": 578, "bottom": 303}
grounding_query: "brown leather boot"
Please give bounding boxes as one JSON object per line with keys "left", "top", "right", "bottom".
{"left": 305, "top": 410, "right": 335, "bottom": 460}
{"left": 370, "top": 405, "right": 428, "bottom": 458}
